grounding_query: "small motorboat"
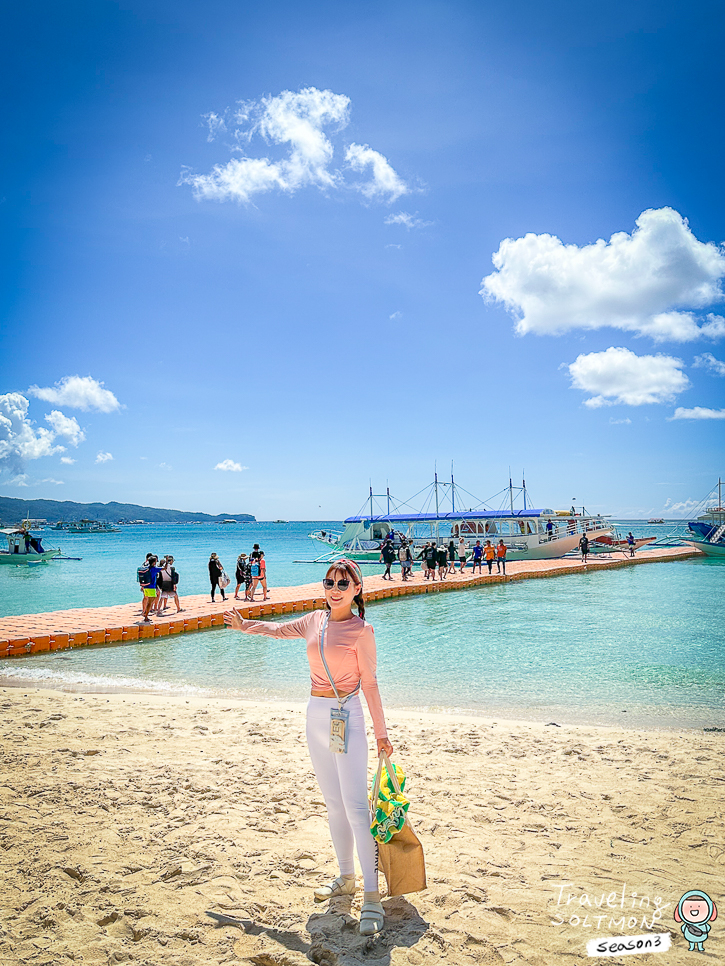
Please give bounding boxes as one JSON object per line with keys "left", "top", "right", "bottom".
{"left": 0, "top": 526, "right": 61, "bottom": 564}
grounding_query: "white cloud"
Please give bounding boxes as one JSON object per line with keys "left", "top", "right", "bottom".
{"left": 481, "top": 208, "right": 725, "bottom": 342}
{"left": 389, "top": 311, "right": 402, "bottom": 320}
{"left": 45, "top": 411, "right": 85, "bottom": 446}
{"left": 215, "top": 459, "right": 247, "bottom": 472}
{"left": 670, "top": 406, "right": 725, "bottom": 420}
{"left": 664, "top": 497, "right": 700, "bottom": 515}
{"left": 384, "top": 211, "right": 431, "bottom": 229}
{"left": 29, "top": 375, "right": 120, "bottom": 412}
{"left": 0, "top": 392, "right": 65, "bottom": 477}
{"left": 345, "top": 144, "right": 408, "bottom": 201}
{"left": 609, "top": 417, "right": 632, "bottom": 425}
{"left": 40, "top": 478, "right": 64, "bottom": 485}
{"left": 567, "top": 347, "right": 689, "bottom": 407}
{"left": 60, "top": 456, "right": 76, "bottom": 465}
{"left": 693, "top": 352, "right": 725, "bottom": 376}
{"left": 203, "top": 111, "right": 226, "bottom": 142}
{"left": 96, "top": 451, "right": 114, "bottom": 463}
{"left": 702, "top": 313, "right": 725, "bottom": 338}
{"left": 180, "top": 88, "right": 408, "bottom": 205}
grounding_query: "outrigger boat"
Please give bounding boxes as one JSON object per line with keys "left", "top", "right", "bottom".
{"left": 0, "top": 526, "right": 61, "bottom": 564}
{"left": 686, "top": 478, "right": 725, "bottom": 558}
{"left": 588, "top": 533, "right": 656, "bottom": 555}
{"left": 309, "top": 474, "right": 613, "bottom": 562}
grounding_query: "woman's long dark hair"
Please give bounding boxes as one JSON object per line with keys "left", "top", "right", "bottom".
{"left": 325, "top": 559, "right": 365, "bottom": 619}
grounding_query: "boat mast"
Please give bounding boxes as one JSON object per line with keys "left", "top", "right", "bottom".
{"left": 522, "top": 471, "right": 526, "bottom": 511}
{"left": 720, "top": 477, "right": 723, "bottom": 510}
{"left": 434, "top": 467, "right": 440, "bottom": 543}
{"left": 509, "top": 469, "right": 514, "bottom": 515}
{"left": 451, "top": 461, "right": 455, "bottom": 513}
{"left": 369, "top": 485, "right": 373, "bottom": 523}
{"left": 387, "top": 486, "right": 390, "bottom": 517}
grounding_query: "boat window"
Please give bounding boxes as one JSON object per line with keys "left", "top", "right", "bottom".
{"left": 485, "top": 521, "right": 497, "bottom": 534}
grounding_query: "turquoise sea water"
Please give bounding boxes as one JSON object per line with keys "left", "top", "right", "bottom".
{"left": 1, "top": 522, "right": 722, "bottom": 729}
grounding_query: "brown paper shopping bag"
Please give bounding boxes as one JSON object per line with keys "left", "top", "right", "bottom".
{"left": 378, "top": 817, "right": 427, "bottom": 896}
{"left": 372, "top": 752, "right": 427, "bottom": 897}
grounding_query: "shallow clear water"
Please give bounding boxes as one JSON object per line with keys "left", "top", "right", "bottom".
{"left": 1, "top": 522, "right": 722, "bottom": 729}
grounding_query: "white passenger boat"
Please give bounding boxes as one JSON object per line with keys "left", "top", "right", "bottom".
{"left": 0, "top": 527, "right": 61, "bottom": 564}
{"left": 309, "top": 476, "right": 612, "bottom": 562}
{"left": 686, "top": 478, "right": 725, "bottom": 558}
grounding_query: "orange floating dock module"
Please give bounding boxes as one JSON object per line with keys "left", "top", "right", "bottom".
{"left": 0, "top": 546, "right": 699, "bottom": 659}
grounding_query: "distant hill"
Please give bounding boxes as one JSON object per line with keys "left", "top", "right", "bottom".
{"left": 0, "top": 496, "right": 255, "bottom": 525}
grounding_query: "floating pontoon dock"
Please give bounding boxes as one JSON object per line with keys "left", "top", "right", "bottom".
{"left": 0, "top": 546, "right": 699, "bottom": 659}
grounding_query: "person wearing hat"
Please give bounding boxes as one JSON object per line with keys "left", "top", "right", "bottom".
{"left": 234, "top": 552, "right": 248, "bottom": 600}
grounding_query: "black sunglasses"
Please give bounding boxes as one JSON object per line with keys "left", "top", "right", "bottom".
{"left": 323, "top": 578, "right": 351, "bottom": 591}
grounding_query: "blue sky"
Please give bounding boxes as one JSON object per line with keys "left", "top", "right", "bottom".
{"left": 2, "top": 0, "right": 724, "bottom": 519}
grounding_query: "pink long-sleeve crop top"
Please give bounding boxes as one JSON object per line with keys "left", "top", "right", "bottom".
{"left": 236, "top": 609, "right": 388, "bottom": 741}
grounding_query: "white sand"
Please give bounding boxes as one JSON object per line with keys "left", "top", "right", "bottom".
{"left": 1, "top": 687, "right": 723, "bottom": 965}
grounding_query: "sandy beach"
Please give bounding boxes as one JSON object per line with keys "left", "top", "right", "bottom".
{"left": 1, "top": 687, "right": 723, "bottom": 966}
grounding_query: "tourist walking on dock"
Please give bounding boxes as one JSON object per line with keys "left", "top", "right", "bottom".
{"left": 234, "top": 553, "right": 248, "bottom": 600}
{"left": 209, "top": 552, "right": 227, "bottom": 602}
{"left": 627, "top": 532, "right": 635, "bottom": 557}
{"left": 425, "top": 542, "right": 438, "bottom": 580}
{"left": 437, "top": 543, "right": 448, "bottom": 580}
{"left": 418, "top": 542, "right": 430, "bottom": 578}
{"left": 458, "top": 536, "right": 467, "bottom": 572}
{"left": 484, "top": 540, "right": 495, "bottom": 574}
{"left": 398, "top": 541, "right": 412, "bottom": 581}
{"left": 447, "top": 540, "right": 456, "bottom": 575}
{"left": 496, "top": 539, "right": 507, "bottom": 575}
{"left": 579, "top": 534, "right": 589, "bottom": 564}
{"left": 139, "top": 555, "right": 161, "bottom": 622}
{"left": 223, "top": 559, "right": 393, "bottom": 937}
{"left": 380, "top": 540, "right": 396, "bottom": 580}
{"left": 158, "top": 555, "right": 182, "bottom": 613}
{"left": 249, "top": 551, "right": 269, "bottom": 600}
{"left": 471, "top": 540, "right": 483, "bottom": 573}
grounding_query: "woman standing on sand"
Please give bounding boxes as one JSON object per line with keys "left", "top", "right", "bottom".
{"left": 224, "top": 559, "right": 393, "bottom": 937}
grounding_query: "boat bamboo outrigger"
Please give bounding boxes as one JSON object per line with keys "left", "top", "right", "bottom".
{"left": 308, "top": 472, "right": 613, "bottom": 563}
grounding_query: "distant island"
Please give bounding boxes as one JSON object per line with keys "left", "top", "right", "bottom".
{"left": 0, "top": 496, "right": 255, "bottom": 526}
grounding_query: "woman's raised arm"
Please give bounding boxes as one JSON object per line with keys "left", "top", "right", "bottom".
{"left": 224, "top": 608, "right": 317, "bottom": 639}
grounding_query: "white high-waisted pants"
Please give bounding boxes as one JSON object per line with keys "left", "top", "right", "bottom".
{"left": 306, "top": 695, "right": 378, "bottom": 892}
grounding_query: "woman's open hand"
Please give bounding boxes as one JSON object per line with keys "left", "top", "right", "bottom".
{"left": 377, "top": 737, "right": 394, "bottom": 758}
{"left": 223, "top": 608, "right": 244, "bottom": 630}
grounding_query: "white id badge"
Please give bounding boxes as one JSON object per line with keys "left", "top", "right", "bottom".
{"left": 329, "top": 707, "right": 350, "bottom": 754}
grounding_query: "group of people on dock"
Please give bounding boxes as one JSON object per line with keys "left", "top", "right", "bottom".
{"left": 207, "top": 545, "right": 269, "bottom": 602}
{"left": 380, "top": 535, "right": 507, "bottom": 581}
{"left": 137, "top": 553, "right": 182, "bottom": 622}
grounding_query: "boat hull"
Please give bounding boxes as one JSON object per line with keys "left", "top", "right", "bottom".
{"left": 312, "top": 528, "right": 614, "bottom": 562}
{"left": 0, "top": 549, "right": 61, "bottom": 564}
{"left": 684, "top": 540, "right": 725, "bottom": 558}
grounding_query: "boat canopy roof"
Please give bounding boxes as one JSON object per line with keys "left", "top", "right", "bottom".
{"left": 1, "top": 527, "right": 29, "bottom": 535}
{"left": 344, "top": 509, "right": 572, "bottom": 524}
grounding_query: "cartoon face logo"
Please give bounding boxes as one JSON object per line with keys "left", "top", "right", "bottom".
{"left": 675, "top": 890, "right": 718, "bottom": 952}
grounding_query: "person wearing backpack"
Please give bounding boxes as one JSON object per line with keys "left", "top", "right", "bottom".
{"left": 158, "top": 555, "right": 182, "bottom": 613}
{"left": 139, "top": 555, "right": 161, "bottom": 622}
{"left": 397, "top": 540, "right": 412, "bottom": 580}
